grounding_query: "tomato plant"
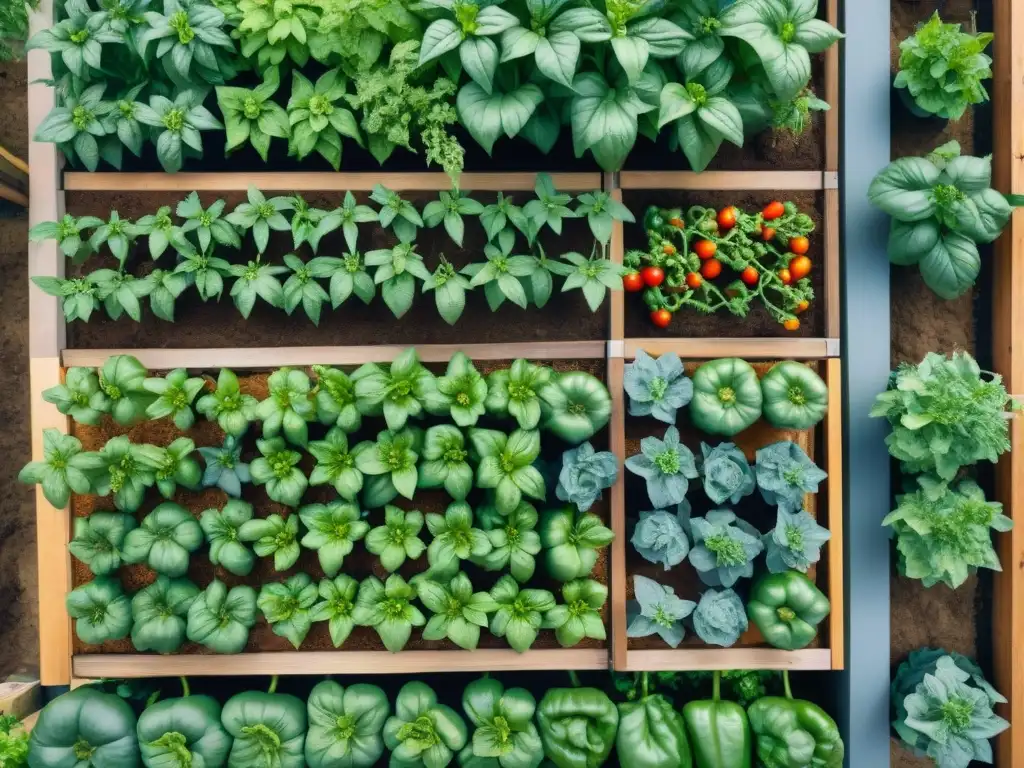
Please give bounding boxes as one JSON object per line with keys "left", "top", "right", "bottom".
{"left": 778, "top": 268, "right": 792, "bottom": 285}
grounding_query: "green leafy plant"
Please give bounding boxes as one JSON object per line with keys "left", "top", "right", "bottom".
{"left": 130, "top": 575, "right": 200, "bottom": 654}
{"left": 69, "top": 511, "right": 137, "bottom": 576}
{"left": 626, "top": 574, "right": 695, "bottom": 648}
{"left": 539, "top": 506, "right": 613, "bottom": 582}
{"left": 884, "top": 479, "right": 1012, "bottom": 590}
{"left": 123, "top": 502, "right": 204, "bottom": 577}
{"left": 631, "top": 505, "right": 690, "bottom": 570}
{"left": 250, "top": 437, "right": 309, "bottom": 506}
{"left": 199, "top": 435, "right": 251, "bottom": 497}
{"left": 287, "top": 68, "right": 363, "bottom": 169}
{"left": 539, "top": 370, "right": 611, "bottom": 444}
{"left": 763, "top": 505, "right": 831, "bottom": 574}
{"left": 312, "top": 365, "right": 365, "bottom": 432}
{"left": 308, "top": 426, "right": 366, "bottom": 500}
{"left": 488, "top": 574, "right": 555, "bottom": 652}
{"left": 29, "top": 213, "right": 103, "bottom": 261}
{"left": 623, "top": 349, "right": 692, "bottom": 424}
{"left": 469, "top": 427, "right": 546, "bottom": 514}
{"left": 18, "top": 429, "right": 97, "bottom": 508}
{"left": 426, "top": 501, "right": 492, "bottom": 578}
{"left": 139, "top": 0, "right": 236, "bottom": 85}
{"left": 196, "top": 369, "right": 259, "bottom": 438}
{"left": 0, "top": 713, "right": 28, "bottom": 767}
{"left": 658, "top": 62, "right": 744, "bottom": 172}
{"left": 366, "top": 505, "right": 426, "bottom": 571}
{"left": 143, "top": 368, "right": 205, "bottom": 429}
{"left": 557, "top": 249, "right": 622, "bottom": 311}
{"left": 135, "top": 91, "right": 223, "bottom": 173}
{"left": 894, "top": 12, "right": 992, "bottom": 121}
{"left": 66, "top": 577, "right": 132, "bottom": 644}
{"left": 461, "top": 678, "right": 543, "bottom": 768}
{"left": 755, "top": 441, "right": 827, "bottom": 507}
{"left": 544, "top": 578, "right": 607, "bottom": 647}
{"left": 137, "top": 436, "right": 202, "bottom": 499}
{"left": 256, "top": 367, "right": 315, "bottom": 446}
{"left": 465, "top": 239, "right": 537, "bottom": 310}
{"left": 692, "top": 588, "right": 747, "bottom": 648}
{"left": 254, "top": 573, "right": 317, "bottom": 650}
{"left": 226, "top": 186, "right": 292, "bottom": 254}
{"left": 310, "top": 574, "right": 360, "bottom": 648}
{"left": 217, "top": 69, "right": 291, "bottom": 161}
{"left": 433, "top": 352, "right": 488, "bottom": 427}
{"left": 417, "top": 424, "right": 473, "bottom": 500}
{"left": 417, "top": 0, "right": 518, "bottom": 92}
{"left": 687, "top": 508, "right": 763, "bottom": 588}
{"left": 353, "top": 573, "right": 426, "bottom": 652}
{"left": 478, "top": 501, "right": 542, "bottom": 582}
{"left": 871, "top": 351, "right": 1018, "bottom": 482}
{"left": 177, "top": 193, "right": 241, "bottom": 252}
{"left": 700, "top": 442, "right": 755, "bottom": 506}
{"left": 87, "top": 435, "right": 156, "bottom": 512}
{"left": 485, "top": 359, "right": 554, "bottom": 430}
{"left": 299, "top": 501, "right": 370, "bottom": 577}
{"left": 96, "top": 354, "right": 152, "bottom": 426}
{"left": 355, "top": 427, "right": 422, "bottom": 502}
{"left": 239, "top": 512, "right": 301, "bottom": 571}
{"left": 555, "top": 442, "right": 617, "bottom": 513}
{"left": 625, "top": 425, "right": 698, "bottom": 508}
{"left": 199, "top": 500, "right": 257, "bottom": 576}
{"left": 417, "top": 571, "right": 498, "bottom": 650}
{"left": 423, "top": 189, "right": 484, "bottom": 247}
{"left": 186, "top": 579, "right": 257, "bottom": 653}
{"left": 868, "top": 141, "right": 1023, "bottom": 299}
{"left": 384, "top": 682, "right": 467, "bottom": 765}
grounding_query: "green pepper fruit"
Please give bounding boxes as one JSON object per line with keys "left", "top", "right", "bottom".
{"left": 539, "top": 372, "right": 612, "bottom": 445}
{"left": 384, "top": 681, "right": 468, "bottom": 768}
{"left": 538, "top": 507, "right": 614, "bottom": 582}
{"left": 122, "top": 502, "right": 204, "bottom": 577}
{"left": 747, "top": 570, "right": 830, "bottom": 651}
{"left": 222, "top": 683, "right": 307, "bottom": 768}
{"left": 616, "top": 674, "right": 691, "bottom": 768}
{"left": 305, "top": 680, "right": 390, "bottom": 768}
{"left": 137, "top": 683, "right": 232, "bottom": 768}
{"left": 689, "top": 359, "right": 763, "bottom": 437}
{"left": 536, "top": 678, "right": 618, "bottom": 768}
{"left": 186, "top": 580, "right": 258, "bottom": 654}
{"left": 29, "top": 686, "right": 140, "bottom": 768}
{"left": 747, "top": 671, "right": 844, "bottom": 768}
{"left": 459, "top": 677, "right": 544, "bottom": 768}
{"left": 760, "top": 362, "right": 829, "bottom": 430}
{"left": 682, "top": 671, "right": 751, "bottom": 768}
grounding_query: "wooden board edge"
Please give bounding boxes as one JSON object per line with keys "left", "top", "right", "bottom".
{"left": 824, "top": 188, "right": 841, "bottom": 339}
{"left": 618, "top": 170, "right": 825, "bottom": 191}
{"left": 608, "top": 356, "right": 627, "bottom": 670}
{"left": 62, "top": 172, "right": 603, "bottom": 193}
{"left": 824, "top": 0, "right": 840, "bottom": 173}
{"left": 623, "top": 648, "right": 833, "bottom": 672}
{"left": 606, "top": 172, "right": 625, "bottom": 343}
{"left": 30, "top": 357, "right": 72, "bottom": 686}
{"left": 622, "top": 337, "right": 834, "bottom": 360}
{"left": 72, "top": 648, "right": 610, "bottom": 677}
{"left": 62, "top": 341, "right": 608, "bottom": 369}
{"left": 825, "top": 358, "right": 845, "bottom": 670}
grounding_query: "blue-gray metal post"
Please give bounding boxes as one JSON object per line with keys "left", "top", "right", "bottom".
{"left": 838, "top": 0, "right": 892, "bottom": 765}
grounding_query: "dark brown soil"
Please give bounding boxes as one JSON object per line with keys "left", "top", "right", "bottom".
{"left": 64, "top": 190, "right": 611, "bottom": 349}
{"left": 0, "top": 57, "right": 37, "bottom": 680}
{"left": 70, "top": 360, "right": 611, "bottom": 655}
{"left": 623, "top": 361, "right": 832, "bottom": 650}
{"left": 621, "top": 190, "right": 826, "bottom": 338}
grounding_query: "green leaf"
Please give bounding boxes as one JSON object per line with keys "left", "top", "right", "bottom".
{"left": 919, "top": 231, "right": 981, "bottom": 300}
{"left": 457, "top": 82, "right": 544, "bottom": 155}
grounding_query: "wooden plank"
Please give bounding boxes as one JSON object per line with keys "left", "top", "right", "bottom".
{"left": 825, "top": 358, "right": 845, "bottom": 670}
{"left": 62, "top": 172, "right": 602, "bottom": 193}
{"left": 824, "top": 188, "right": 841, "bottom": 339}
{"left": 623, "top": 648, "right": 833, "bottom": 672}
{"left": 623, "top": 337, "right": 836, "bottom": 360}
{"left": 606, "top": 172, "right": 625, "bottom": 342}
{"left": 0, "top": 144, "right": 29, "bottom": 177}
{"left": 607, "top": 356, "right": 627, "bottom": 670}
{"left": 0, "top": 182, "right": 28, "bottom": 207}
{"left": 62, "top": 341, "right": 607, "bottom": 370}
{"left": 992, "top": 0, "right": 1024, "bottom": 763}
{"left": 73, "top": 649, "right": 609, "bottom": 677}
{"left": 31, "top": 357, "right": 72, "bottom": 686}
{"left": 618, "top": 171, "right": 826, "bottom": 191}
{"left": 824, "top": 0, "right": 839, "bottom": 173}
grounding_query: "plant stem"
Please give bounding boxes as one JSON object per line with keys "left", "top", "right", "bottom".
{"left": 567, "top": 670, "right": 582, "bottom": 688}
{"left": 712, "top": 670, "right": 721, "bottom": 702}
{"left": 783, "top": 670, "right": 793, "bottom": 700}
{"left": 179, "top": 677, "right": 190, "bottom": 698}
{"left": 640, "top": 672, "right": 649, "bottom": 699}
{"left": 268, "top": 675, "right": 279, "bottom": 695}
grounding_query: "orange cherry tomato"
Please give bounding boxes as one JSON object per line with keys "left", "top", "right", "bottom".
{"left": 763, "top": 201, "right": 785, "bottom": 220}
{"left": 778, "top": 268, "right": 792, "bottom": 285}
{"left": 651, "top": 309, "right": 672, "bottom": 328}
{"left": 789, "top": 256, "right": 812, "bottom": 280}
{"left": 623, "top": 272, "right": 644, "bottom": 292}
{"left": 796, "top": 300, "right": 810, "bottom": 314}
{"left": 761, "top": 226, "right": 776, "bottom": 242}
{"left": 783, "top": 318, "right": 800, "bottom": 331}
{"left": 694, "top": 240, "right": 717, "bottom": 260}
{"left": 663, "top": 243, "right": 677, "bottom": 256}
{"left": 717, "top": 206, "right": 738, "bottom": 230}
{"left": 669, "top": 216, "right": 684, "bottom": 228}
{"left": 686, "top": 272, "right": 703, "bottom": 289}
{"left": 741, "top": 266, "right": 759, "bottom": 286}
{"left": 641, "top": 266, "right": 665, "bottom": 287}
{"left": 789, "top": 235, "right": 810, "bottom": 255}
{"left": 701, "top": 258, "right": 722, "bottom": 280}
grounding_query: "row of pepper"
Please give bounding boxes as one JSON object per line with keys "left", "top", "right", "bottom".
{"left": 26, "top": 671, "right": 843, "bottom": 768}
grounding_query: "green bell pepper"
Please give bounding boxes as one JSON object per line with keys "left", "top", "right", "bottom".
{"left": 689, "top": 359, "right": 763, "bottom": 437}
{"left": 122, "top": 502, "right": 204, "bottom": 577}
{"left": 384, "top": 681, "right": 468, "bottom": 768}
{"left": 536, "top": 674, "right": 618, "bottom": 768}
{"left": 682, "top": 671, "right": 750, "bottom": 768}
{"left": 747, "top": 571, "right": 830, "bottom": 651}
{"left": 221, "top": 678, "right": 306, "bottom": 768}
{"left": 305, "top": 680, "right": 390, "bottom": 768}
{"left": 759, "top": 362, "right": 829, "bottom": 430}
{"left": 459, "top": 677, "right": 544, "bottom": 768}
{"left": 616, "top": 674, "right": 691, "bottom": 768}
{"left": 747, "top": 672, "right": 844, "bottom": 768}
{"left": 28, "top": 686, "right": 140, "bottom": 768}
{"left": 539, "top": 372, "right": 612, "bottom": 445}
{"left": 538, "top": 508, "right": 614, "bottom": 582}
{"left": 137, "top": 679, "right": 232, "bottom": 768}
{"left": 186, "top": 580, "right": 258, "bottom": 654}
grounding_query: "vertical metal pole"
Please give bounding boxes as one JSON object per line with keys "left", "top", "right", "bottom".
{"left": 837, "top": 0, "right": 892, "bottom": 765}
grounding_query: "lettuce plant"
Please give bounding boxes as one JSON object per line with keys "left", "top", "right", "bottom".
{"left": 479, "top": 501, "right": 541, "bottom": 583}
{"left": 308, "top": 427, "right": 365, "bottom": 501}
{"left": 417, "top": 425, "right": 473, "bottom": 500}
{"left": 624, "top": 351, "right": 693, "bottom": 424}
{"left": 310, "top": 574, "right": 360, "bottom": 648}
{"left": 688, "top": 508, "right": 763, "bottom": 588}
{"left": 631, "top": 505, "right": 690, "bottom": 570}
{"left": 354, "top": 349, "right": 436, "bottom": 430}
{"left": 426, "top": 501, "right": 492, "bottom": 578}
{"left": 626, "top": 574, "right": 695, "bottom": 648}
{"left": 97, "top": 354, "right": 151, "bottom": 426}
{"left": 354, "top": 428, "right": 421, "bottom": 501}
{"left": 433, "top": 352, "right": 487, "bottom": 427}
{"left": 555, "top": 441, "right": 618, "bottom": 513}
{"left": 299, "top": 501, "right": 370, "bottom": 577}
{"left": 692, "top": 588, "right": 747, "bottom": 647}
{"left": 186, "top": 579, "right": 258, "bottom": 654}
{"left": 198, "top": 435, "right": 251, "bottom": 497}
{"left": 256, "top": 367, "right": 315, "bottom": 446}
{"left": 91, "top": 435, "right": 156, "bottom": 512}
{"left": 352, "top": 573, "right": 425, "bottom": 652}
{"left": 42, "top": 367, "right": 105, "bottom": 425}
{"left": 625, "top": 425, "right": 699, "bottom": 508}
{"left": 239, "top": 512, "right": 301, "bottom": 571}
{"left": 545, "top": 578, "right": 607, "bottom": 648}
{"left": 258, "top": 572, "right": 318, "bottom": 648}
{"left": 199, "top": 500, "right": 256, "bottom": 576}
{"left": 287, "top": 69, "right": 362, "bottom": 170}
{"left": 137, "top": 436, "right": 202, "bottom": 499}
{"left": 469, "top": 427, "right": 546, "bottom": 514}
{"left": 763, "top": 505, "right": 831, "bottom": 574}
{"left": 196, "top": 369, "right": 258, "bottom": 438}
{"left": 884, "top": 480, "right": 1012, "bottom": 590}
{"left": 365, "top": 506, "right": 426, "bottom": 572}
{"left": 312, "top": 365, "right": 363, "bottom": 432}
{"left": 69, "top": 511, "right": 137, "bottom": 576}
{"left": 700, "top": 442, "right": 755, "bottom": 505}
{"left": 488, "top": 575, "right": 555, "bottom": 652}
{"left": 216, "top": 69, "right": 290, "bottom": 161}
{"left": 485, "top": 359, "right": 554, "bottom": 430}
{"left": 122, "top": 502, "right": 204, "bottom": 577}
{"left": 417, "top": 572, "right": 498, "bottom": 650}
{"left": 143, "top": 368, "right": 205, "bottom": 429}
{"left": 250, "top": 437, "right": 308, "bottom": 506}
{"left": 755, "top": 441, "right": 827, "bottom": 507}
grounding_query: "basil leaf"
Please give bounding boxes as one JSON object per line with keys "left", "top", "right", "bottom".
{"left": 919, "top": 231, "right": 981, "bottom": 300}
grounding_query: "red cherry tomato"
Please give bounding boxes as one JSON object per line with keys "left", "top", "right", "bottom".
{"left": 796, "top": 300, "right": 810, "bottom": 314}
{"left": 789, "top": 256, "right": 812, "bottom": 280}
{"left": 741, "top": 266, "right": 759, "bottom": 286}
{"left": 789, "top": 236, "right": 810, "bottom": 255}
{"left": 662, "top": 243, "right": 677, "bottom": 255}
{"left": 686, "top": 272, "right": 703, "bottom": 289}
{"left": 701, "top": 258, "right": 722, "bottom": 280}
{"left": 640, "top": 266, "right": 665, "bottom": 288}
{"left": 717, "top": 206, "right": 738, "bottom": 230}
{"left": 650, "top": 309, "right": 672, "bottom": 328}
{"left": 623, "top": 272, "right": 644, "bottom": 292}
{"left": 783, "top": 318, "right": 800, "bottom": 331}
{"left": 669, "top": 216, "right": 684, "bottom": 228}
{"left": 761, "top": 226, "right": 776, "bottom": 242}
{"left": 694, "top": 240, "right": 717, "bottom": 260}
{"left": 763, "top": 201, "right": 785, "bottom": 220}
{"left": 778, "top": 268, "right": 792, "bottom": 285}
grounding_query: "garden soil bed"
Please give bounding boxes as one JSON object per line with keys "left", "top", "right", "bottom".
{"left": 69, "top": 359, "right": 611, "bottom": 656}
{"left": 621, "top": 190, "right": 826, "bottom": 339}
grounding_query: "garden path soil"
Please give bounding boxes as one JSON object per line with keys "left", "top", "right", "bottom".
{"left": 0, "top": 58, "right": 38, "bottom": 680}
{"left": 888, "top": 1, "right": 984, "bottom": 765}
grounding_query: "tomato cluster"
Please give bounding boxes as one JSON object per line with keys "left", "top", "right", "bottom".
{"left": 622, "top": 201, "right": 816, "bottom": 331}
